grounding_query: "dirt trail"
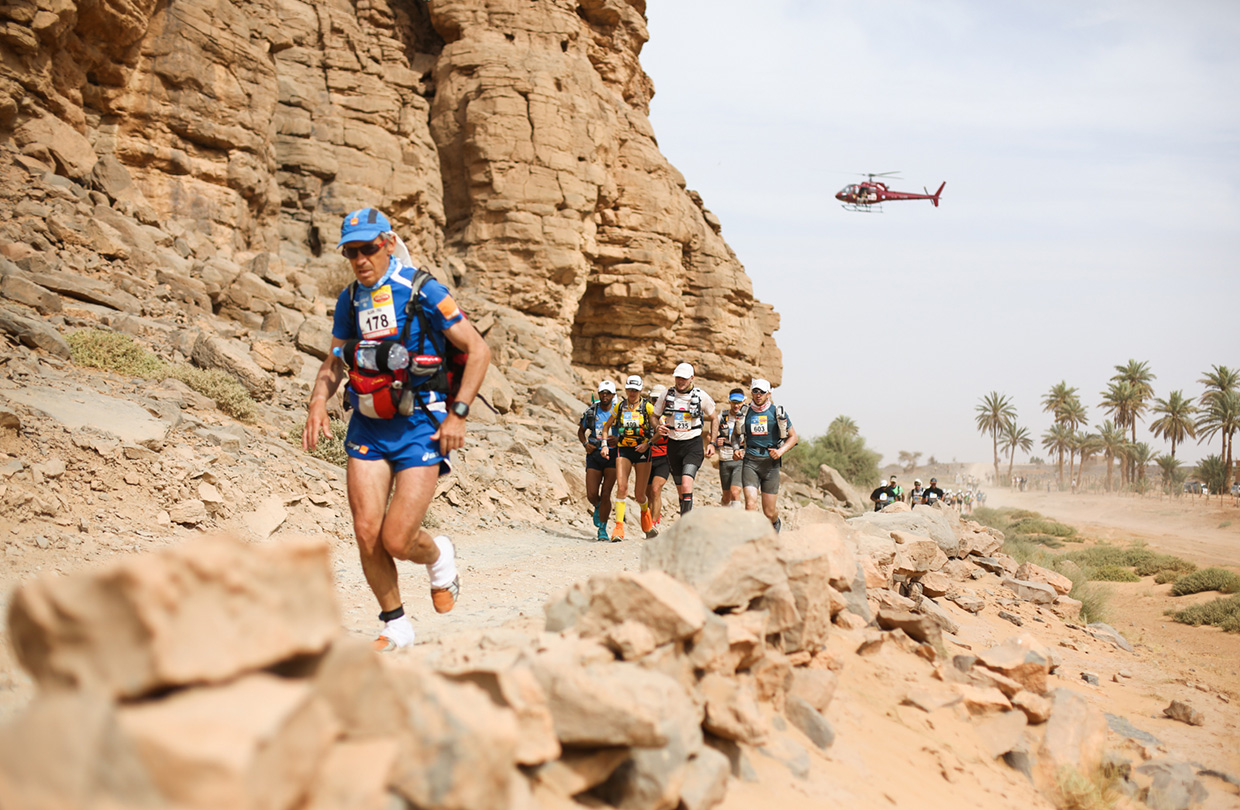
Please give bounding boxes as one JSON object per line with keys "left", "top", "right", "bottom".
{"left": 985, "top": 488, "right": 1240, "bottom": 568}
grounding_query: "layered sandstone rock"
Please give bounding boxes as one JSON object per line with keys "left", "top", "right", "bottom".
{"left": 0, "top": 0, "right": 780, "bottom": 389}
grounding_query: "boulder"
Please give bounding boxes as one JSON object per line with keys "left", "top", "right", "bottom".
{"left": 849, "top": 507, "right": 961, "bottom": 558}
{"left": 303, "top": 738, "right": 401, "bottom": 810}
{"left": 531, "top": 384, "right": 588, "bottom": 419}
{"left": 117, "top": 673, "right": 339, "bottom": 810}
{"left": 1014, "top": 562, "right": 1072, "bottom": 596}
{"left": 815, "top": 463, "right": 866, "bottom": 511}
{"left": 296, "top": 315, "right": 334, "bottom": 359}
{"left": 37, "top": 269, "right": 142, "bottom": 313}
{"left": 697, "top": 672, "right": 767, "bottom": 745}
{"left": 677, "top": 748, "right": 730, "bottom": 810}
{"left": 783, "top": 695, "right": 835, "bottom": 751}
{"left": 975, "top": 634, "right": 1053, "bottom": 695}
{"left": 0, "top": 691, "right": 163, "bottom": 808}
{"left": 0, "top": 273, "right": 61, "bottom": 314}
{"left": 640, "top": 508, "right": 784, "bottom": 612}
{"left": 8, "top": 536, "right": 339, "bottom": 699}
{"left": 1034, "top": 689, "right": 1108, "bottom": 792}
{"left": 192, "top": 332, "right": 276, "bottom": 400}
{"left": 1001, "top": 576, "right": 1057, "bottom": 605}
{"left": 891, "top": 531, "right": 948, "bottom": 575}
{"left": 574, "top": 571, "right": 708, "bottom": 649}
{"left": 0, "top": 305, "right": 70, "bottom": 358}
{"left": 531, "top": 657, "right": 697, "bottom": 748}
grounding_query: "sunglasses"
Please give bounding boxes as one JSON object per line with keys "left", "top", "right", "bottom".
{"left": 341, "top": 238, "right": 387, "bottom": 259}
{"left": 751, "top": 388, "right": 768, "bottom": 394}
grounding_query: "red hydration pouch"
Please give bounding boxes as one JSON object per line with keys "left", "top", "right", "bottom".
{"left": 347, "top": 368, "right": 411, "bottom": 419}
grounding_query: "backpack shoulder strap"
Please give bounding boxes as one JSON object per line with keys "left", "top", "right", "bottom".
{"left": 399, "top": 268, "right": 436, "bottom": 350}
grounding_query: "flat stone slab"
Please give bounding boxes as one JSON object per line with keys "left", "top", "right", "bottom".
{"left": 1, "top": 385, "right": 170, "bottom": 445}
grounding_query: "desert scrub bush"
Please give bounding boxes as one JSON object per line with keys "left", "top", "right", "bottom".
{"left": 1170, "top": 594, "right": 1240, "bottom": 631}
{"left": 1054, "top": 762, "right": 1123, "bottom": 810}
{"left": 1008, "top": 532, "right": 1065, "bottom": 548}
{"left": 168, "top": 366, "right": 257, "bottom": 422}
{"left": 1088, "top": 565, "right": 1141, "bottom": 583}
{"left": 67, "top": 329, "right": 168, "bottom": 378}
{"left": 68, "top": 329, "right": 257, "bottom": 421}
{"left": 1064, "top": 544, "right": 1156, "bottom": 570}
{"left": 1008, "top": 516, "right": 1077, "bottom": 538}
{"left": 1169, "top": 567, "right": 1240, "bottom": 596}
{"left": 1135, "top": 553, "right": 1196, "bottom": 579}
{"left": 1001, "top": 537, "right": 1057, "bottom": 566}
{"left": 290, "top": 418, "right": 349, "bottom": 468}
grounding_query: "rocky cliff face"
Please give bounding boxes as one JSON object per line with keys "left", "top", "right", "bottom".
{"left": 0, "top": 0, "right": 780, "bottom": 386}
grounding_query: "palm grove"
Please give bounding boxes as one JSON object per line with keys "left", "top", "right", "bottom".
{"left": 975, "top": 361, "right": 1239, "bottom": 496}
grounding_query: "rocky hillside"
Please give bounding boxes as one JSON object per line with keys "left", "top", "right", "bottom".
{"left": 0, "top": 0, "right": 780, "bottom": 387}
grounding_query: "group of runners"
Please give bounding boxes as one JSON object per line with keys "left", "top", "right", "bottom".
{"left": 869, "top": 474, "right": 986, "bottom": 514}
{"left": 578, "top": 364, "right": 798, "bottom": 541}
{"left": 301, "top": 207, "right": 797, "bottom": 650}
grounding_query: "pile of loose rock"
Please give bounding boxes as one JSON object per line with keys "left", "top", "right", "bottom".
{"left": 3, "top": 501, "right": 1210, "bottom": 810}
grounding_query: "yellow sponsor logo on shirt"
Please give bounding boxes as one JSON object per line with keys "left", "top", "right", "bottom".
{"left": 371, "top": 287, "right": 392, "bottom": 306}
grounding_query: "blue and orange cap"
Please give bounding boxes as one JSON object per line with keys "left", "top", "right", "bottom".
{"left": 338, "top": 208, "right": 391, "bottom": 247}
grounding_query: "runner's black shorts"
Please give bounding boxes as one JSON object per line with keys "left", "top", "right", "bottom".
{"left": 585, "top": 448, "right": 616, "bottom": 471}
{"left": 667, "top": 436, "right": 704, "bottom": 481}
{"left": 649, "top": 451, "right": 670, "bottom": 481}
{"left": 618, "top": 445, "right": 650, "bottom": 464}
{"left": 719, "top": 458, "right": 743, "bottom": 491}
{"left": 742, "top": 454, "right": 781, "bottom": 495}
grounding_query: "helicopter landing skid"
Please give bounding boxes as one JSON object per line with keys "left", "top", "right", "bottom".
{"left": 840, "top": 203, "right": 883, "bottom": 213}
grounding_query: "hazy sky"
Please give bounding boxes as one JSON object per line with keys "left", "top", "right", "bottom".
{"left": 641, "top": 0, "right": 1240, "bottom": 469}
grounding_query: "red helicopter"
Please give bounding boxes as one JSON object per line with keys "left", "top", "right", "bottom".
{"left": 835, "top": 172, "right": 945, "bottom": 212}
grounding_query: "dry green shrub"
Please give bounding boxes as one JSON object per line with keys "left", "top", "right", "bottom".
{"left": 1136, "top": 553, "right": 1196, "bottom": 579}
{"left": 168, "top": 366, "right": 257, "bottom": 422}
{"left": 67, "top": 329, "right": 167, "bottom": 378}
{"left": 1054, "top": 764, "right": 1122, "bottom": 810}
{"left": 1065, "top": 543, "right": 1155, "bottom": 570}
{"left": 1171, "top": 594, "right": 1240, "bottom": 631}
{"left": 1088, "top": 565, "right": 1141, "bottom": 583}
{"left": 290, "top": 418, "right": 349, "bottom": 468}
{"left": 1169, "top": 567, "right": 1240, "bottom": 596}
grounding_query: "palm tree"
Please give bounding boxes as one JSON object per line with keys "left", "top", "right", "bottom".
{"left": 1155, "top": 453, "right": 1181, "bottom": 495}
{"left": 1197, "top": 365, "right": 1238, "bottom": 492}
{"left": 1075, "top": 431, "right": 1102, "bottom": 488}
{"left": 1111, "top": 360, "right": 1157, "bottom": 482}
{"left": 976, "top": 392, "right": 1016, "bottom": 486}
{"left": 1000, "top": 423, "right": 1033, "bottom": 483}
{"left": 1041, "top": 382, "right": 1077, "bottom": 423}
{"left": 1196, "top": 390, "right": 1240, "bottom": 494}
{"left": 829, "top": 416, "right": 859, "bottom": 437}
{"left": 1041, "top": 423, "right": 1073, "bottom": 488}
{"left": 1130, "top": 442, "right": 1155, "bottom": 485}
{"left": 1198, "top": 365, "right": 1240, "bottom": 408}
{"left": 1097, "top": 420, "right": 1127, "bottom": 493}
{"left": 1150, "top": 390, "right": 1197, "bottom": 459}
{"left": 1060, "top": 397, "right": 1088, "bottom": 477}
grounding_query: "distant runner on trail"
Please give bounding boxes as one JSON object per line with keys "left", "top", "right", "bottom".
{"left": 302, "top": 207, "right": 490, "bottom": 652}
{"left": 921, "top": 477, "right": 945, "bottom": 505}
{"left": 653, "top": 363, "right": 717, "bottom": 516}
{"left": 870, "top": 479, "right": 899, "bottom": 511}
{"left": 645, "top": 384, "right": 670, "bottom": 537}
{"left": 599, "top": 375, "right": 656, "bottom": 541}
{"left": 578, "top": 380, "right": 618, "bottom": 541}
{"left": 731, "top": 379, "right": 798, "bottom": 532}
{"left": 715, "top": 388, "right": 746, "bottom": 507}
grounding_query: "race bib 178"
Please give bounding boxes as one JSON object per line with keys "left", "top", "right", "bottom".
{"left": 358, "top": 285, "right": 398, "bottom": 339}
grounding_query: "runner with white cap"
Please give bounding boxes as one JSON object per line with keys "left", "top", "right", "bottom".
{"left": 599, "top": 374, "right": 656, "bottom": 541}
{"left": 652, "top": 362, "right": 716, "bottom": 516}
{"left": 731, "top": 378, "right": 798, "bottom": 531}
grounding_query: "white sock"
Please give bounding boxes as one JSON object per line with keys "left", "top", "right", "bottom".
{"left": 381, "top": 615, "right": 416, "bottom": 647}
{"left": 428, "top": 535, "right": 457, "bottom": 589}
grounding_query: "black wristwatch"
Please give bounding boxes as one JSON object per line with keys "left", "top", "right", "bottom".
{"left": 449, "top": 400, "right": 470, "bottom": 419}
